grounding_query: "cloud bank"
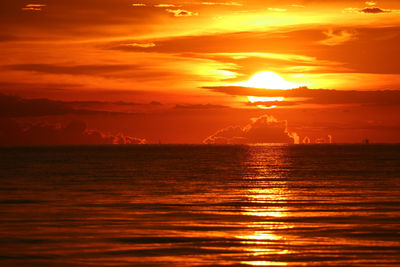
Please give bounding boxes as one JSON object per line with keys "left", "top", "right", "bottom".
{"left": 203, "top": 115, "right": 299, "bottom": 144}
{"left": 0, "top": 120, "right": 146, "bottom": 145}
{"left": 203, "top": 86, "right": 400, "bottom": 107}
{"left": 0, "top": 93, "right": 75, "bottom": 117}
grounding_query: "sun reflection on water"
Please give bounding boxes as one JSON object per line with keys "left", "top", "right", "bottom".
{"left": 241, "top": 261, "right": 288, "bottom": 266}
{"left": 238, "top": 146, "right": 291, "bottom": 266}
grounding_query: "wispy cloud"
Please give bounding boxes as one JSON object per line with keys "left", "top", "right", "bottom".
{"left": 124, "top": 42, "right": 156, "bottom": 48}
{"left": 203, "top": 86, "right": 400, "bottom": 107}
{"left": 22, "top": 4, "right": 46, "bottom": 11}
{"left": 200, "top": 2, "right": 242, "bottom": 6}
{"left": 365, "top": 1, "right": 377, "bottom": 7}
{"left": 154, "top": 4, "right": 177, "bottom": 8}
{"left": 268, "top": 8, "right": 287, "bottom": 12}
{"left": 6, "top": 63, "right": 141, "bottom": 76}
{"left": 319, "top": 29, "right": 355, "bottom": 46}
{"left": 291, "top": 4, "right": 305, "bottom": 8}
{"left": 132, "top": 3, "right": 146, "bottom": 7}
{"left": 166, "top": 9, "right": 199, "bottom": 17}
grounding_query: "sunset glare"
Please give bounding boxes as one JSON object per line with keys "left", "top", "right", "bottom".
{"left": 236, "top": 72, "right": 298, "bottom": 89}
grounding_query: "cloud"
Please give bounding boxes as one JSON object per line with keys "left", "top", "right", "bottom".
{"left": 22, "top": 4, "right": 46, "bottom": 11}
{"left": 361, "top": 7, "right": 387, "bottom": 14}
{"left": 203, "top": 114, "right": 299, "bottom": 144}
{"left": 68, "top": 99, "right": 165, "bottom": 114}
{"left": 268, "top": 8, "right": 287, "bottom": 12}
{"left": 166, "top": 9, "right": 199, "bottom": 17}
{"left": 203, "top": 86, "right": 400, "bottom": 107}
{"left": 319, "top": 29, "right": 355, "bottom": 46}
{"left": 174, "top": 104, "right": 228, "bottom": 110}
{"left": 5, "top": 63, "right": 141, "bottom": 76}
{"left": 1, "top": 0, "right": 167, "bottom": 40}
{"left": 131, "top": 3, "right": 146, "bottom": 7}
{"left": 154, "top": 4, "right": 177, "bottom": 8}
{"left": 124, "top": 42, "right": 156, "bottom": 48}
{"left": 0, "top": 34, "right": 18, "bottom": 42}
{"left": 365, "top": 1, "right": 377, "bottom": 7}
{"left": 246, "top": 100, "right": 298, "bottom": 108}
{"left": 291, "top": 4, "right": 305, "bottom": 8}
{"left": 200, "top": 2, "right": 242, "bottom": 6}
{"left": 0, "top": 119, "right": 146, "bottom": 145}
{"left": 0, "top": 92, "right": 75, "bottom": 117}
{"left": 343, "top": 2, "right": 391, "bottom": 14}
{"left": 0, "top": 92, "right": 168, "bottom": 117}
{"left": 3, "top": 63, "right": 175, "bottom": 80}
{"left": 110, "top": 26, "right": 400, "bottom": 75}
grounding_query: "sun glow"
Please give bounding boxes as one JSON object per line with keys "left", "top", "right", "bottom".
{"left": 237, "top": 71, "right": 298, "bottom": 89}
{"left": 248, "top": 96, "right": 284, "bottom": 103}
{"left": 247, "top": 96, "right": 285, "bottom": 109}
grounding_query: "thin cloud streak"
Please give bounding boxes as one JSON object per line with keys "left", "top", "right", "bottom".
{"left": 0, "top": 119, "right": 146, "bottom": 145}
{"left": 203, "top": 87, "right": 400, "bottom": 107}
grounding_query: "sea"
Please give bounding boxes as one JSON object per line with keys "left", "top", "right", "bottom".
{"left": 0, "top": 144, "right": 399, "bottom": 266}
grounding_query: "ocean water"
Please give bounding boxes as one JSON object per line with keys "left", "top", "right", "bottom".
{"left": 0, "top": 144, "right": 399, "bottom": 266}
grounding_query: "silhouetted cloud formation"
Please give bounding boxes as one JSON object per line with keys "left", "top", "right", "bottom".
{"left": 0, "top": 34, "right": 18, "bottom": 42}
{"left": 361, "top": 7, "right": 386, "bottom": 13}
{"left": 0, "top": 92, "right": 166, "bottom": 117}
{"left": 203, "top": 87, "right": 400, "bottom": 107}
{"left": 166, "top": 9, "right": 198, "bottom": 17}
{"left": 0, "top": 93, "right": 75, "bottom": 117}
{"left": 203, "top": 115, "right": 299, "bottom": 144}
{"left": 0, "top": 119, "right": 146, "bottom": 145}
{"left": 174, "top": 104, "right": 228, "bottom": 110}
{"left": 6, "top": 64, "right": 141, "bottom": 76}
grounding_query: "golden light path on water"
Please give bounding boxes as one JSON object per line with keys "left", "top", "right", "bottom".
{"left": 237, "top": 145, "right": 292, "bottom": 266}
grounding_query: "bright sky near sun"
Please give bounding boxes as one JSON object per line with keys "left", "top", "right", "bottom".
{"left": 1, "top": 0, "right": 400, "bottom": 144}
{"left": 234, "top": 72, "right": 299, "bottom": 89}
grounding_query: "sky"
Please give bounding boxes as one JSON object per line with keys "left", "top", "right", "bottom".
{"left": 1, "top": 0, "right": 400, "bottom": 144}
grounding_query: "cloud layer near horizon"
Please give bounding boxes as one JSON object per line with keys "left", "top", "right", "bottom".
{"left": 204, "top": 86, "right": 400, "bottom": 108}
{"left": 0, "top": 119, "right": 146, "bottom": 145}
{"left": 203, "top": 115, "right": 299, "bottom": 144}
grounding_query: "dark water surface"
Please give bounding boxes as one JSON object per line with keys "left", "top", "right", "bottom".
{"left": 0, "top": 144, "right": 399, "bottom": 266}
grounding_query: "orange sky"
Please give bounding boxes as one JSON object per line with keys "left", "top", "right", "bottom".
{"left": 1, "top": 0, "right": 400, "bottom": 144}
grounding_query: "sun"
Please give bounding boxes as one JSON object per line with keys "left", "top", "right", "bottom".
{"left": 236, "top": 71, "right": 297, "bottom": 89}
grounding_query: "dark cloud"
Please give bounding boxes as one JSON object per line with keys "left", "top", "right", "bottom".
{"left": 67, "top": 100, "right": 165, "bottom": 113}
{"left": 0, "top": 82, "right": 83, "bottom": 91}
{"left": 0, "top": 92, "right": 169, "bottom": 117}
{"left": 0, "top": 93, "right": 76, "bottom": 117}
{"left": 0, "top": 0, "right": 166, "bottom": 39}
{"left": 0, "top": 34, "right": 18, "bottom": 42}
{"left": 0, "top": 119, "right": 146, "bottom": 145}
{"left": 3, "top": 63, "right": 178, "bottom": 81}
{"left": 203, "top": 115, "right": 299, "bottom": 144}
{"left": 361, "top": 7, "right": 387, "bottom": 13}
{"left": 5, "top": 63, "right": 142, "bottom": 76}
{"left": 203, "top": 86, "right": 400, "bottom": 107}
{"left": 69, "top": 100, "right": 162, "bottom": 106}
{"left": 174, "top": 104, "right": 228, "bottom": 110}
